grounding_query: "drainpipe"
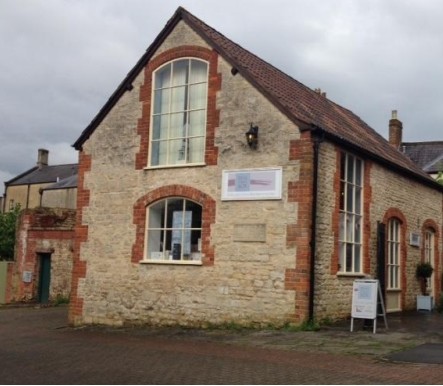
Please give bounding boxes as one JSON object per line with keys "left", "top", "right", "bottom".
{"left": 309, "top": 128, "right": 324, "bottom": 323}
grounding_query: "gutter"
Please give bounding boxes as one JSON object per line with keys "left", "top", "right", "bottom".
{"left": 309, "top": 127, "right": 324, "bottom": 323}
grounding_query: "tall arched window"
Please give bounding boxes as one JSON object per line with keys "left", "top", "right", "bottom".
{"left": 424, "top": 229, "right": 435, "bottom": 296}
{"left": 145, "top": 198, "right": 202, "bottom": 262}
{"left": 386, "top": 217, "right": 402, "bottom": 312}
{"left": 150, "top": 59, "right": 208, "bottom": 167}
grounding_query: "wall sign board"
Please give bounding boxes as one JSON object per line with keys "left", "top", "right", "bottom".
{"left": 221, "top": 167, "right": 282, "bottom": 200}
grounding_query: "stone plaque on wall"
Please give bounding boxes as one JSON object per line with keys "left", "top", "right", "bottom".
{"left": 233, "top": 224, "right": 266, "bottom": 242}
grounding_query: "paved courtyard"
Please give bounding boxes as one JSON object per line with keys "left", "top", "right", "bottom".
{"left": 0, "top": 306, "right": 442, "bottom": 384}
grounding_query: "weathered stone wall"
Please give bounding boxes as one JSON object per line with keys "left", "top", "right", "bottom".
{"left": 314, "top": 142, "right": 442, "bottom": 320}
{"left": 41, "top": 188, "right": 77, "bottom": 209}
{"left": 7, "top": 208, "right": 75, "bottom": 303}
{"left": 72, "top": 21, "right": 307, "bottom": 327}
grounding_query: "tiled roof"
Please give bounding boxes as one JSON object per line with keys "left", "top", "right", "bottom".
{"left": 6, "top": 164, "right": 78, "bottom": 186}
{"left": 402, "top": 141, "right": 443, "bottom": 173}
{"left": 41, "top": 174, "right": 78, "bottom": 190}
{"left": 73, "top": 7, "right": 441, "bottom": 190}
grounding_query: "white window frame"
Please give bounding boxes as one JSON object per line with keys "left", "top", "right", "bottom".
{"left": 338, "top": 152, "right": 364, "bottom": 274}
{"left": 148, "top": 58, "right": 208, "bottom": 168}
{"left": 424, "top": 229, "right": 435, "bottom": 294}
{"left": 142, "top": 198, "right": 203, "bottom": 265}
{"left": 387, "top": 219, "right": 401, "bottom": 290}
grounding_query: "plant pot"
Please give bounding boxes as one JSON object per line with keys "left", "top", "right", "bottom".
{"left": 417, "top": 295, "right": 433, "bottom": 311}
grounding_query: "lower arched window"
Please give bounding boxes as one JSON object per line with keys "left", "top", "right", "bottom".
{"left": 145, "top": 198, "right": 202, "bottom": 262}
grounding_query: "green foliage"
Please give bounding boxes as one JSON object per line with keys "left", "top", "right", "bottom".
{"left": 416, "top": 262, "right": 434, "bottom": 279}
{"left": 0, "top": 205, "right": 21, "bottom": 260}
{"left": 437, "top": 171, "right": 443, "bottom": 185}
{"left": 53, "top": 294, "right": 70, "bottom": 306}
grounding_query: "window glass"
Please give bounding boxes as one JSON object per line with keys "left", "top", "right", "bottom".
{"left": 146, "top": 198, "right": 202, "bottom": 262}
{"left": 150, "top": 59, "right": 208, "bottom": 167}
{"left": 338, "top": 152, "right": 364, "bottom": 274}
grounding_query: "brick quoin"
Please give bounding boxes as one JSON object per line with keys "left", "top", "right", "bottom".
{"left": 421, "top": 219, "right": 441, "bottom": 297}
{"left": 331, "top": 149, "right": 372, "bottom": 275}
{"left": 285, "top": 131, "right": 314, "bottom": 323}
{"left": 135, "top": 46, "right": 221, "bottom": 170}
{"left": 68, "top": 151, "right": 91, "bottom": 325}
{"left": 382, "top": 208, "right": 408, "bottom": 309}
{"left": 132, "top": 185, "right": 216, "bottom": 266}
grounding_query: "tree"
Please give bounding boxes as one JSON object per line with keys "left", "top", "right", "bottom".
{"left": 0, "top": 205, "right": 21, "bottom": 260}
{"left": 437, "top": 171, "right": 443, "bottom": 186}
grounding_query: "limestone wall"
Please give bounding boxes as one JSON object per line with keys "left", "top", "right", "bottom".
{"left": 314, "top": 142, "right": 442, "bottom": 320}
{"left": 75, "top": 21, "right": 303, "bottom": 327}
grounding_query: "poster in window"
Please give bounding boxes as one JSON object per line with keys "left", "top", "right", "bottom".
{"left": 172, "top": 211, "right": 192, "bottom": 256}
{"left": 221, "top": 167, "right": 282, "bottom": 200}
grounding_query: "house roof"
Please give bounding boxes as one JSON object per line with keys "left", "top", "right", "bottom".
{"left": 5, "top": 164, "right": 78, "bottom": 186}
{"left": 402, "top": 141, "right": 443, "bottom": 173}
{"left": 73, "top": 7, "right": 442, "bottom": 191}
{"left": 41, "top": 174, "right": 78, "bottom": 191}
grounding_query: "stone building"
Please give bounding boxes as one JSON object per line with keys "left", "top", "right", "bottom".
{"left": 4, "top": 208, "right": 75, "bottom": 304}
{"left": 69, "top": 7, "right": 443, "bottom": 327}
{"left": 2, "top": 149, "right": 78, "bottom": 212}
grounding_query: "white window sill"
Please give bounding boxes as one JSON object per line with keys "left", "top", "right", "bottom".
{"left": 336, "top": 273, "right": 367, "bottom": 278}
{"left": 144, "top": 163, "right": 206, "bottom": 170}
{"left": 140, "top": 259, "right": 202, "bottom": 266}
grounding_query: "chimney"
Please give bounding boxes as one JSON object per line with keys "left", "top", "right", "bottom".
{"left": 388, "top": 110, "right": 403, "bottom": 150}
{"left": 37, "top": 148, "right": 49, "bottom": 169}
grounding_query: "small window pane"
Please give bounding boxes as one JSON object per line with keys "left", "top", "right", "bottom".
{"left": 339, "top": 212, "right": 345, "bottom": 241}
{"left": 150, "top": 140, "right": 167, "bottom": 166}
{"left": 354, "top": 216, "right": 361, "bottom": 243}
{"left": 154, "top": 89, "right": 170, "bottom": 114}
{"left": 169, "top": 139, "right": 187, "bottom": 164}
{"left": 170, "top": 113, "right": 187, "bottom": 139}
{"left": 355, "top": 187, "right": 362, "bottom": 215}
{"left": 155, "top": 65, "right": 171, "bottom": 89}
{"left": 189, "top": 110, "right": 206, "bottom": 137}
{"left": 346, "top": 244, "right": 353, "bottom": 272}
{"left": 188, "top": 137, "right": 205, "bottom": 163}
{"left": 340, "top": 153, "right": 346, "bottom": 181}
{"left": 190, "top": 60, "right": 208, "bottom": 83}
{"left": 172, "top": 60, "right": 189, "bottom": 86}
{"left": 347, "top": 155, "right": 354, "bottom": 183}
{"left": 354, "top": 245, "right": 361, "bottom": 272}
{"left": 152, "top": 115, "right": 168, "bottom": 140}
{"left": 171, "top": 86, "right": 187, "bottom": 112}
{"left": 189, "top": 83, "right": 207, "bottom": 110}
{"left": 346, "top": 184, "right": 353, "bottom": 212}
{"left": 356, "top": 159, "right": 362, "bottom": 186}
{"left": 339, "top": 181, "right": 345, "bottom": 210}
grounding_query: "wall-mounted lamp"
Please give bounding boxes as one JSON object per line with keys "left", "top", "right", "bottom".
{"left": 245, "top": 123, "right": 259, "bottom": 149}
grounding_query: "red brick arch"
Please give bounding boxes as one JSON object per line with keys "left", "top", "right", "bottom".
{"left": 421, "top": 218, "right": 441, "bottom": 295}
{"left": 135, "top": 45, "right": 221, "bottom": 170}
{"left": 382, "top": 207, "right": 408, "bottom": 309}
{"left": 131, "top": 185, "right": 215, "bottom": 265}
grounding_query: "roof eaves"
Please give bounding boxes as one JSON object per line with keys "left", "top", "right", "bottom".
{"left": 319, "top": 129, "right": 443, "bottom": 192}
{"left": 4, "top": 166, "right": 38, "bottom": 186}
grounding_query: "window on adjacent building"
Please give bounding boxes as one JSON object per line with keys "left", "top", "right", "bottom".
{"left": 339, "top": 152, "right": 363, "bottom": 273}
{"left": 145, "top": 198, "right": 202, "bottom": 262}
{"left": 387, "top": 219, "right": 401, "bottom": 290}
{"left": 150, "top": 59, "right": 208, "bottom": 167}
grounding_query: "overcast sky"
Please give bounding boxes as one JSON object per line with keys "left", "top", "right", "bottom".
{"left": 1, "top": 0, "right": 443, "bottom": 193}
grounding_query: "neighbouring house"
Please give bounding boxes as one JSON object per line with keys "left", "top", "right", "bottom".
{"left": 402, "top": 141, "right": 443, "bottom": 179}
{"left": 68, "top": 7, "right": 443, "bottom": 327}
{"left": 2, "top": 149, "right": 78, "bottom": 212}
{"left": 0, "top": 149, "right": 78, "bottom": 304}
{"left": 3, "top": 207, "right": 76, "bottom": 304}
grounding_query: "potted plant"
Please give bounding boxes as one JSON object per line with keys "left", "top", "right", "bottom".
{"left": 416, "top": 261, "right": 434, "bottom": 311}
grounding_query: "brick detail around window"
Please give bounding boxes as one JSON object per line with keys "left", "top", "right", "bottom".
{"left": 285, "top": 131, "right": 314, "bottom": 322}
{"left": 135, "top": 46, "right": 221, "bottom": 169}
{"left": 132, "top": 185, "right": 216, "bottom": 265}
{"left": 330, "top": 149, "right": 372, "bottom": 275}
{"left": 382, "top": 208, "right": 408, "bottom": 309}
{"left": 68, "top": 151, "right": 91, "bottom": 325}
{"left": 421, "top": 218, "right": 440, "bottom": 296}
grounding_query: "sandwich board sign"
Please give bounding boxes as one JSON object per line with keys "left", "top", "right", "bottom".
{"left": 350, "top": 279, "right": 387, "bottom": 333}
